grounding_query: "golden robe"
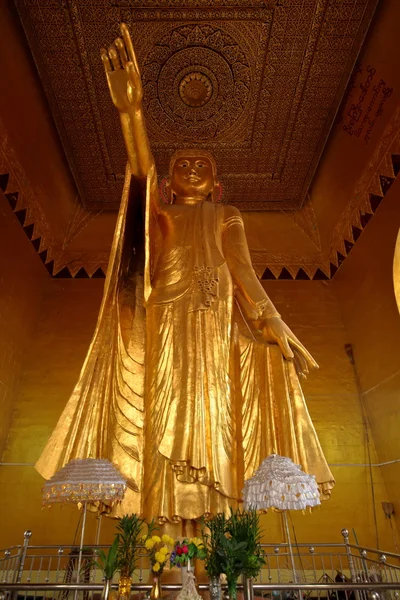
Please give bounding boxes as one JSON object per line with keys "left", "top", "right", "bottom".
{"left": 36, "top": 166, "right": 334, "bottom": 520}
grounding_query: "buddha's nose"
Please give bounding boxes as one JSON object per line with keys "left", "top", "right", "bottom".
{"left": 189, "top": 167, "right": 197, "bottom": 175}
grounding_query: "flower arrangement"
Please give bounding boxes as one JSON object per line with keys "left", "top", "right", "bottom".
{"left": 170, "top": 537, "right": 206, "bottom": 568}
{"left": 142, "top": 531, "right": 175, "bottom": 575}
{"left": 116, "top": 514, "right": 146, "bottom": 578}
{"left": 203, "top": 508, "right": 265, "bottom": 600}
{"left": 202, "top": 513, "right": 227, "bottom": 579}
{"left": 225, "top": 508, "right": 265, "bottom": 581}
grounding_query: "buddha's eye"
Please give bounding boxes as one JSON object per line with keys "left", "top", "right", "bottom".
{"left": 180, "top": 162, "right": 189, "bottom": 168}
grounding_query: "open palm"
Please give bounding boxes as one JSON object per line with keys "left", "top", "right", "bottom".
{"left": 101, "top": 23, "right": 143, "bottom": 113}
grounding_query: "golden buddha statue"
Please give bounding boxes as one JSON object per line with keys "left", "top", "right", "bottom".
{"left": 35, "top": 24, "right": 334, "bottom": 521}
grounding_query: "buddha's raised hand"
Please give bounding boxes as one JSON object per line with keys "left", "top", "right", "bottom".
{"left": 101, "top": 23, "right": 143, "bottom": 113}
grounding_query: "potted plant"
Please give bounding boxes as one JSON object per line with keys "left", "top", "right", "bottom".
{"left": 116, "top": 514, "right": 146, "bottom": 598}
{"left": 225, "top": 508, "right": 265, "bottom": 600}
{"left": 215, "top": 531, "right": 246, "bottom": 600}
{"left": 90, "top": 537, "right": 119, "bottom": 600}
{"left": 202, "top": 514, "right": 228, "bottom": 600}
{"left": 203, "top": 509, "right": 265, "bottom": 600}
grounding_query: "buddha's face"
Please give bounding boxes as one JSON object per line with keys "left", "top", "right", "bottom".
{"left": 169, "top": 156, "right": 215, "bottom": 202}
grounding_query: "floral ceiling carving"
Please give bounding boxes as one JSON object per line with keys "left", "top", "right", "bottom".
{"left": 15, "top": 0, "right": 378, "bottom": 210}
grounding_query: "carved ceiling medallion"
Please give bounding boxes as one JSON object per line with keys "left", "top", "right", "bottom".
{"left": 144, "top": 24, "right": 250, "bottom": 142}
{"left": 179, "top": 72, "right": 212, "bottom": 108}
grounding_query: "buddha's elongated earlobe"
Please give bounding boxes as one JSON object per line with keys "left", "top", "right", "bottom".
{"left": 212, "top": 182, "right": 222, "bottom": 203}
{"left": 165, "top": 178, "right": 173, "bottom": 204}
{"left": 159, "top": 177, "right": 171, "bottom": 204}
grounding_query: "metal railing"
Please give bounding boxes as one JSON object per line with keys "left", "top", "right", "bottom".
{"left": 1, "top": 581, "right": 400, "bottom": 600}
{"left": 1, "top": 528, "right": 399, "bottom": 600}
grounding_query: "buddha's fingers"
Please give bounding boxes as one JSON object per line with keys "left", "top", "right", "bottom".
{"left": 289, "top": 335, "right": 319, "bottom": 370}
{"left": 292, "top": 348, "right": 309, "bottom": 377}
{"left": 293, "top": 355, "right": 307, "bottom": 379}
{"left": 100, "top": 48, "right": 112, "bottom": 73}
{"left": 108, "top": 45, "right": 120, "bottom": 70}
{"left": 276, "top": 334, "right": 294, "bottom": 361}
{"left": 115, "top": 37, "right": 129, "bottom": 67}
{"left": 121, "top": 23, "right": 140, "bottom": 74}
{"left": 126, "top": 62, "right": 142, "bottom": 91}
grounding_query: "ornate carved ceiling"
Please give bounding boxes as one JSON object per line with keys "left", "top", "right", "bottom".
{"left": 15, "top": 0, "right": 378, "bottom": 210}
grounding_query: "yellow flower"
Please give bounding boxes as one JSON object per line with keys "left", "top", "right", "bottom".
{"left": 145, "top": 539, "right": 155, "bottom": 550}
{"left": 160, "top": 546, "right": 168, "bottom": 555}
{"left": 155, "top": 551, "right": 167, "bottom": 563}
{"left": 153, "top": 562, "right": 161, "bottom": 573}
{"left": 161, "top": 534, "right": 170, "bottom": 544}
{"left": 190, "top": 537, "right": 203, "bottom": 547}
{"left": 140, "top": 535, "right": 147, "bottom": 543}
{"left": 152, "top": 535, "right": 161, "bottom": 543}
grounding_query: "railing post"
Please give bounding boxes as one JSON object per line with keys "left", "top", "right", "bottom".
{"left": 12, "top": 531, "right": 31, "bottom": 600}
{"left": 342, "top": 529, "right": 357, "bottom": 581}
{"left": 342, "top": 528, "right": 360, "bottom": 600}
{"left": 242, "top": 576, "right": 254, "bottom": 600}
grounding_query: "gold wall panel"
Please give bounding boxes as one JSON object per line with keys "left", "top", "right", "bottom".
{"left": 333, "top": 176, "right": 400, "bottom": 537}
{"left": 0, "top": 191, "right": 47, "bottom": 457}
{"left": 0, "top": 3, "right": 78, "bottom": 238}
{"left": 310, "top": 0, "right": 400, "bottom": 261}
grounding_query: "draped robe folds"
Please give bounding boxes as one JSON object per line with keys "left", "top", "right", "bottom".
{"left": 35, "top": 166, "right": 334, "bottom": 519}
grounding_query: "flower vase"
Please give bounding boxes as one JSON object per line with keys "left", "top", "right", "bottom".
{"left": 181, "top": 565, "right": 189, "bottom": 587}
{"left": 209, "top": 575, "right": 222, "bottom": 600}
{"left": 101, "top": 579, "right": 111, "bottom": 600}
{"left": 181, "top": 558, "right": 193, "bottom": 587}
{"left": 242, "top": 576, "right": 254, "bottom": 600}
{"left": 150, "top": 575, "right": 162, "bottom": 600}
{"left": 118, "top": 576, "right": 132, "bottom": 600}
